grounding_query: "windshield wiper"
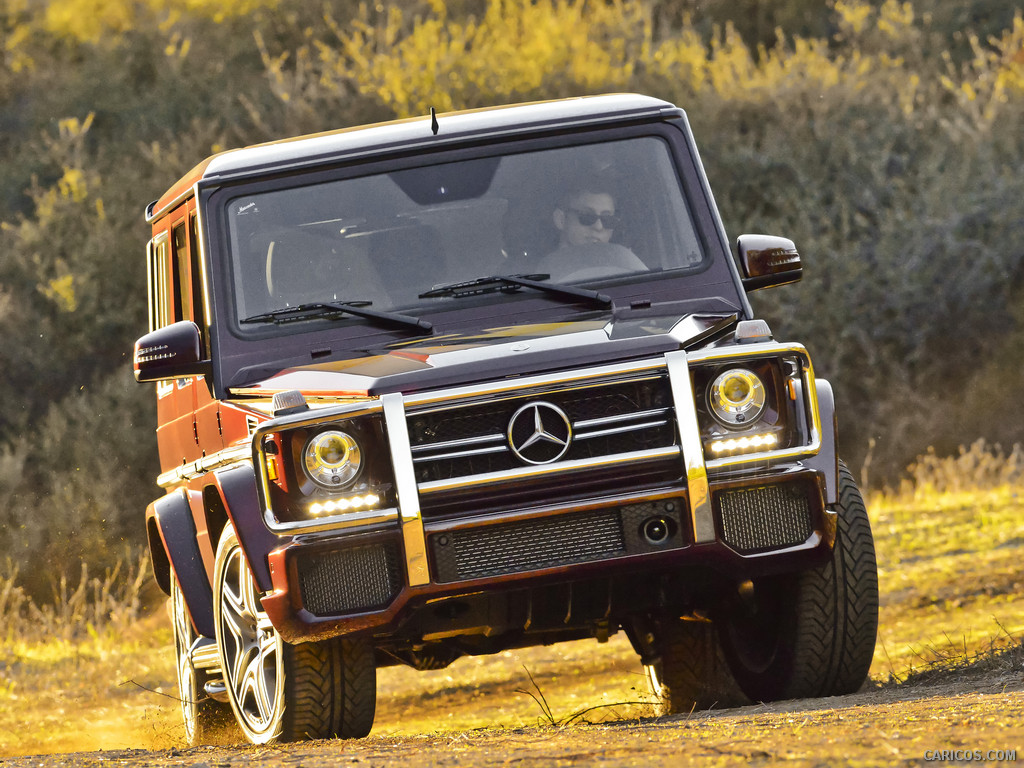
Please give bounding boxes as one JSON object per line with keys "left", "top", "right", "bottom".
{"left": 242, "top": 301, "right": 433, "bottom": 334}
{"left": 419, "top": 274, "right": 611, "bottom": 308}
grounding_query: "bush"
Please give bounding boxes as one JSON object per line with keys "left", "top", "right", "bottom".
{"left": 252, "top": 0, "right": 1024, "bottom": 479}
{"left": 0, "top": 0, "right": 1022, "bottom": 598}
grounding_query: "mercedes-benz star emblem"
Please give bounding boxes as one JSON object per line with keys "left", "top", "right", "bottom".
{"left": 507, "top": 401, "right": 573, "bottom": 465}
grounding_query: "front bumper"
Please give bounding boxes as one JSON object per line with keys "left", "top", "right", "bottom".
{"left": 257, "top": 344, "right": 834, "bottom": 643}
{"left": 262, "top": 466, "right": 833, "bottom": 643}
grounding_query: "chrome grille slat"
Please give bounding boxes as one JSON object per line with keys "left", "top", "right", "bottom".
{"left": 573, "top": 407, "right": 672, "bottom": 429}
{"left": 418, "top": 446, "right": 682, "bottom": 495}
{"left": 575, "top": 419, "right": 670, "bottom": 441}
{"left": 411, "top": 433, "right": 506, "bottom": 454}
{"left": 411, "top": 411, "right": 672, "bottom": 463}
{"left": 413, "top": 443, "right": 509, "bottom": 463}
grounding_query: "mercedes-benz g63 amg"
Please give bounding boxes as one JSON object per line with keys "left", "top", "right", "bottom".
{"left": 134, "top": 94, "right": 878, "bottom": 745}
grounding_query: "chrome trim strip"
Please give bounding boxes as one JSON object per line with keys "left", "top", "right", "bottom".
{"left": 686, "top": 341, "right": 808, "bottom": 365}
{"left": 157, "top": 445, "right": 251, "bottom": 488}
{"left": 575, "top": 419, "right": 669, "bottom": 441}
{"left": 665, "top": 350, "right": 715, "bottom": 544}
{"left": 730, "top": 531, "right": 823, "bottom": 559}
{"left": 410, "top": 433, "right": 506, "bottom": 454}
{"left": 418, "top": 446, "right": 680, "bottom": 495}
{"left": 264, "top": 507, "right": 401, "bottom": 536}
{"left": 705, "top": 444, "right": 819, "bottom": 471}
{"left": 412, "top": 444, "right": 509, "bottom": 463}
{"left": 258, "top": 399, "right": 383, "bottom": 429}
{"left": 382, "top": 393, "right": 430, "bottom": 586}
{"left": 574, "top": 407, "right": 672, "bottom": 430}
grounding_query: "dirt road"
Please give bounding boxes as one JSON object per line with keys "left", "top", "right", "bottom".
{"left": 2, "top": 634, "right": 1021, "bottom": 768}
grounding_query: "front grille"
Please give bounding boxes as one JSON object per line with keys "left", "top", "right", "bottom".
{"left": 717, "top": 484, "right": 814, "bottom": 553}
{"left": 408, "top": 375, "right": 674, "bottom": 481}
{"left": 431, "top": 508, "right": 626, "bottom": 583}
{"left": 297, "top": 541, "right": 403, "bottom": 617}
{"left": 407, "top": 373, "right": 680, "bottom": 515}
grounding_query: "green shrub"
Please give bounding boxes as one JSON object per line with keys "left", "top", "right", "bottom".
{"left": 0, "top": 0, "right": 1022, "bottom": 598}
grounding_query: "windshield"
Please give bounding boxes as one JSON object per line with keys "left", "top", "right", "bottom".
{"left": 224, "top": 137, "right": 705, "bottom": 326}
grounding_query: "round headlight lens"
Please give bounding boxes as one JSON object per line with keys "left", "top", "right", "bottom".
{"left": 303, "top": 430, "right": 362, "bottom": 489}
{"left": 708, "top": 368, "right": 767, "bottom": 427}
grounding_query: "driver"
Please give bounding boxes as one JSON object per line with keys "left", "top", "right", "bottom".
{"left": 552, "top": 187, "right": 621, "bottom": 248}
{"left": 539, "top": 184, "right": 645, "bottom": 281}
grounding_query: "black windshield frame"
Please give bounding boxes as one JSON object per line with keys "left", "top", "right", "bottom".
{"left": 198, "top": 119, "right": 748, "bottom": 395}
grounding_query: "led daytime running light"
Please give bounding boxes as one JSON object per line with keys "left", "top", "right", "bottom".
{"left": 308, "top": 493, "right": 381, "bottom": 516}
{"left": 710, "top": 433, "right": 778, "bottom": 455}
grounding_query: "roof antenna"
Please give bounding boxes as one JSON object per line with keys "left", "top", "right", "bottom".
{"left": 430, "top": 107, "right": 439, "bottom": 136}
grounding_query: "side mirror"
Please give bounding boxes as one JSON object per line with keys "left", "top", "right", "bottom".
{"left": 133, "top": 321, "right": 207, "bottom": 382}
{"left": 735, "top": 234, "right": 802, "bottom": 291}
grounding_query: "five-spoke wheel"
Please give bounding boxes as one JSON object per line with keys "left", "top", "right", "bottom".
{"left": 212, "top": 524, "right": 377, "bottom": 744}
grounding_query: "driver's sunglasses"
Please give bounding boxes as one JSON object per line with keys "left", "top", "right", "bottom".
{"left": 571, "top": 209, "right": 621, "bottom": 229}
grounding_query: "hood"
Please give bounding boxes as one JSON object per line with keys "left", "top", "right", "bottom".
{"left": 228, "top": 312, "right": 738, "bottom": 400}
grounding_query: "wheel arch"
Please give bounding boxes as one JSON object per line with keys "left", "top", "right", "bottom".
{"left": 806, "top": 378, "right": 839, "bottom": 506}
{"left": 147, "top": 489, "right": 216, "bottom": 637}
{"left": 146, "top": 512, "right": 172, "bottom": 596}
{"left": 201, "top": 464, "right": 282, "bottom": 594}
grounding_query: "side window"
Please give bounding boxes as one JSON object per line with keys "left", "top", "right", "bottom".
{"left": 171, "top": 221, "right": 189, "bottom": 323}
{"left": 148, "top": 211, "right": 206, "bottom": 336}
{"left": 147, "top": 232, "right": 172, "bottom": 331}
{"left": 188, "top": 213, "right": 205, "bottom": 328}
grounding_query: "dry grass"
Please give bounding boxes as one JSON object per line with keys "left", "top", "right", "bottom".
{"left": 868, "top": 440, "right": 1024, "bottom": 683}
{"left": 0, "top": 556, "right": 181, "bottom": 756}
{"left": 2, "top": 441, "right": 1023, "bottom": 757}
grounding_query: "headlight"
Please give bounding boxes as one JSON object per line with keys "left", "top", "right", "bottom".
{"left": 303, "top": 430, "right": 362, "bottom": 489}
{"left": 707, "top": 368, "right": 766, "bottom": 427}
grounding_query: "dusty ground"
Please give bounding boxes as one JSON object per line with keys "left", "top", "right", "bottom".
{"left": 3, "top": 486, "right": 1024, "bottom": 764}
{"left": 1, "top": 634, "right": 1021, "bottom": 768}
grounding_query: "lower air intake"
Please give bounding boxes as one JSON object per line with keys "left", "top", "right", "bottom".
{"left": 431, "top": 508, "right": 625, "bottom": 583}
{"left": 718, "top": 484, "right": 814, "bottom": 553}
{"left": 297, "top": 541, "right": 403, "bottom": 617}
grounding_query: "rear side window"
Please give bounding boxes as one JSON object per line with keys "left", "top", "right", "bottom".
{"left": 148, "top": 212, "right": 206, "bottom": 336}
{"left": 147, "top": 232, "right": 171, "bottom": 331}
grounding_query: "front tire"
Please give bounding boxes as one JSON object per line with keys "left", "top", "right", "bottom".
{"left": 718, "top": 462, "right": 879, "bottom": 701}
{"left": 213, "top": 524, "right": 377, "bottom": 744}
{"left": 643, "top": 617, "right": 748, "bottom": 714}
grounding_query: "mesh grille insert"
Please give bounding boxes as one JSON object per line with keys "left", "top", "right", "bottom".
{"left": 718, "top": 484, "right": 814, "bottom": 553}
{"left": 297, "top": 541, "right": 403, "bottom": 617}
{"left": 431, "top": 509, "right": 626, "bottom": 583}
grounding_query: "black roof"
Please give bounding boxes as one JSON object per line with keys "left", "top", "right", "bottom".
{"left": 203, "top": 94, "right": 681, "bottom": 181}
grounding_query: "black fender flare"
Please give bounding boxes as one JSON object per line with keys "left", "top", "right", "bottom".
{"left": 204, "top": 464, "right": 282, "bottom": 594}
{"left": 805, "top": 378, "right": 839, "bottom": 506}
{"left": 146, "top": 489, "right": 215, "bottom": 638}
